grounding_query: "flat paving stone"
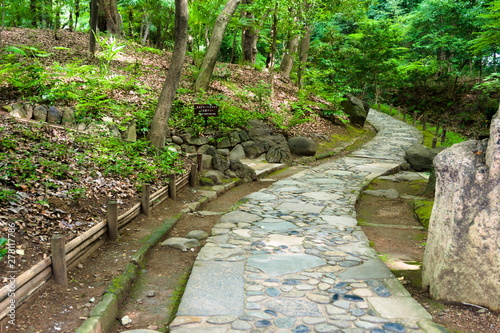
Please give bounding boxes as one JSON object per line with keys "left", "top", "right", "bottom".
{"left": 176, "top": 261, "right": 245, "bottom": 316}
{"left": 248, "top": 254, "right": 326, "bottom": 276}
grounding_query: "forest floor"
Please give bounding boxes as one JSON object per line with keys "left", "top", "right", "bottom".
{"left": 0, "top": 27, "right": 498, "bottom": 333}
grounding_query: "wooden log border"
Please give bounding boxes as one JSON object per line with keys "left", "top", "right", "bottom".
{"left": 0, "top": 170, "right": 192, "bottom": 321}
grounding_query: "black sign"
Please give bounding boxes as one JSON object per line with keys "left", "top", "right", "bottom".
{"left": 194, "top": 104, "right": 219, "bottom": 117}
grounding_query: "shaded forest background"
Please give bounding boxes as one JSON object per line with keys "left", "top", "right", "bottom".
{"left": 1, "top": 0, "right": 500, "bottom": 138}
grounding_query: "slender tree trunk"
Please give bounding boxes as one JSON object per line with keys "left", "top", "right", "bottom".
{"left": 89, "top": 0, "right": 98, "bottom": 56}
{"left": 241, "top": 0, "right": 255, "bottom": 64}
{"left": 74, "top": 0, "right": 80, "bottom": 30}
{"left": 149, "top": 0, "right": 189, "bottom": 149}
{"left": 297, "top": 25, "right": 311, "bottom": 89}
{"left": 194, "top": 0, "right": 241, "bottom": 92}
{"left": 280, "top": 34, "right": 299, "bottom": 78}
{"left": 268, "top": 3, "right": 278, "bottom": 97}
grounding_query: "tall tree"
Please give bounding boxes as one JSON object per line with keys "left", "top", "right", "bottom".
{"left": 97, "top": 0, "right": 122, "bottom": 35}
{"left": 194, "top": 0, "right": 241, "bottom": 92}
{"left": 149, "top": 0, "right": 189, "bottom": 149}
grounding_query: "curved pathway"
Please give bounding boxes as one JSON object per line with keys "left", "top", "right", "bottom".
{"left": 169, "top": 110, "right": 446, "bottom": 333}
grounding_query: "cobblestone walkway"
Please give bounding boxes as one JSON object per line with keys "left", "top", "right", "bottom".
{"left": 169, "top": 110, "right": 446, "bottom": 333}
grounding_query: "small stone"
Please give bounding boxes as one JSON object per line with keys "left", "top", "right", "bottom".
{"left": 232, "top": 320, "right": 253, "bottom": 330}
{"left": 382, "top": 323, "right": 406, "bottom": 332}
{"left": 316, "top": 323, "right": 343, "bottom": 331}
{"left": 121, "top": 315, "right": 132, "bottom": 325}
{"left": 255, "top": 319, "right": 272, "bottom": 327}
{"left": 146, "top": 291, "right": 156, "bottom": 298}
{"left": 264, "top": 309, "right": 278, "bottom": 317}
{"left": 303, "top": 317, "right": 326, "bottom": 325}
{"left": 77, "top": 263, "right": 84, "bottom": 269}
{"left": 292, "top": 324, "right": 310, "bottom": 333}
{"left": 343, "top": 294, "right": 364, "bottom": 302}
{"left": 275, "top": 317, "right": 296, "bottom": 329}
{"left": 307, "top": 293, "right": 331, "bottom": 304}
{"left": 266, "top": 287, "right": 281, "bottom": 297}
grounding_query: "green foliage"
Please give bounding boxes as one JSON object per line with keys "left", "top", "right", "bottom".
{"left": 0, "top": 188, "right": 18, "bottom": 202}
{"left": 0, "top": 238, "right": 7, "bottom": 260}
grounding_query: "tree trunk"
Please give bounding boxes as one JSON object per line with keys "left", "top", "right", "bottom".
{"left": 297, "top": 25, "right": 311, "bottom": 89}
{"left": 89, "top": 0, "right": 98, "bottom": 56}
{"left": 280, "top": 34, "right": 299, "bottom": 78}
{"left": 241, "top": 0, "right": 256, "bottom": 64}
{"left": 194, "top": 0, "right": 241, "bottom": 92}
{"left": 268, "top": 3, "right": 278, "bottom": 97}
{"left": 97, "top": 0, "right": 122, "bottom": 35}
{"left": 149, "top": 0, "right": 189, "bottom": 149}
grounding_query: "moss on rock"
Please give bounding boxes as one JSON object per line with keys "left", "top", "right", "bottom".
{"left": 413, "top": 199, "right": 434, "bottom": 230}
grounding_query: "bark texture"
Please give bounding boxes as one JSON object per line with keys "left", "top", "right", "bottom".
{"left": 149, "top": 0, "right": 189, "bottom": 149}
{"left": 194, "top": 0, "right": 241, "bottom": 92}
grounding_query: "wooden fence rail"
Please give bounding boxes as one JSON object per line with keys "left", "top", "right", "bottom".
{"left": 0, "top": 162, "right": 197, "bottom": 321}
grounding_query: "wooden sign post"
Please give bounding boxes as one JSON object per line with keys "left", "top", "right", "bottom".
{"left": 194, "top": 104, "right": 219, "bottom": 127}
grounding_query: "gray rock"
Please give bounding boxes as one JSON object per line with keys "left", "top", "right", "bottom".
{"left": 212, "top": 154, "right": 230, "bottom": 172}
{"left": 217, "top": 137, "right": 232, "bottom": 149}
{"left": 405, "top": 143, "right": 437, "bottom": 171}
{"left": 61, "top": 107, "right": 75, "bottom": 126}
{"left": 246, "top": 119, "right": 273, "bottom": 138}
{"left": 121, "top": 119, "right": 137, "bottom": 142}
{"left": 229, "top": 131, "right": 241, "bottom": 146}
{"left": 363, "top": 189, "right": 399, "bottom": 199}
{"left": 217, "top": 148, "right": 230, "bottom": 156}
{"left": 185, "top": 230, "right": 209, "bottom": 240}
{"left": 423, "top": 108, "right": 500, "bottom": 311}
{"left": 47, "top": 106, "right": 63, "bottom": 124}
{"left": 341, "top": 94, "right": 368, "bottom": 127}
{"left": 288, "top": 137, "right": 317, "bottom": 156}
{"left": 187, "top": 135, "right": 208, "bottom": 146}
{"left": 33, "top": 105, "right": 48, "bottom": 121}
{"left": 228, "top": 160, "right": 256, "bottom": 182}
{"left": 203, "top": 170, "right": 224, "bottom": 184}
{"left": 229, "top": 144, "right": 246, "bottom": 161}
{"left": 161, "top": 237, "right": 201, "bottom": 251}
{"left": 239, "top": 130, "right": 250, "bottom": 142}
{"left": 242, "top": 140, "right": 266, "bottom": 159}
{"left": 172, "top": 136, "right": 184, "bottom": 145}
{"left": 266, "top": 145, "right": 292, "bottom": 164}
{"left": 202, "top": 154, "right": 213, "bottom": 169}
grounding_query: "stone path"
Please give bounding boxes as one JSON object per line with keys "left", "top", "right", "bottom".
{"left": 168, "top": 110, "right": 446, "bottom": 333}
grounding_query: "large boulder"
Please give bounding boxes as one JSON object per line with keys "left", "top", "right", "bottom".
{"left": 340, "top": 94, "right": 368, "bottom": 127}
{"left": 245, "top": 119, "right": 292, "bottom": 163}
{"left": 228, "top": 160, "right": 257, "bottom": 182}
{"left": 405, "top": 144, "right": 438, "bottom": 171}
{"left": 288, "top": 137, "right": 317, "bottom": 156}
{"left": 242, "top": 141, "right": 266, "bottom": 159}
{"left": 47, "top": 106, "right": 62, "bottom": 124}
{"left": 422, "top": 108, "right": 500, "bottom": 311}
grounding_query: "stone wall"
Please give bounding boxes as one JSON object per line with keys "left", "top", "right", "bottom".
{"left": 422, "top": 107, "right": 500, "bottom": 311}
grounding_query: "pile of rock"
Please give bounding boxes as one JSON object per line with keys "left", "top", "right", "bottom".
{"left": 168, "top": 119, "right": 317, "bottom": 185}
{"left": 4, "top": 102, "right": 138, "bottom": 141}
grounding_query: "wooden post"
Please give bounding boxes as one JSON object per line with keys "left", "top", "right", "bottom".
{"left": 51, "top": 234, "right": 68, "bottom": 287}
{"left": 197, "top": 153, "right": 203, "bottom": 172}
{"left": 141, "top": 183, "right": 151, "bottom": 217}
{"left": 107, "top": 201, "right": 118, "bottom": 241}
{"left": 435, "top": 124, "right": 440, "bottom": 135}
{"left": 422, "top": 115, "right": 427, "bottom": 131}
{"left": 169, "top": 173, "right": 177, "bottom": 200}
{"left": 441, "top": 129, "right": 447, "bottom": 143}
{"left": 190, "top": 163, "right": 198, "bottom": 187}
{"left": 432, "top": 137, "right": 438, "bottom": 148}
{"left": 412, "top": 113, "right": 417, "bottom": 126}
